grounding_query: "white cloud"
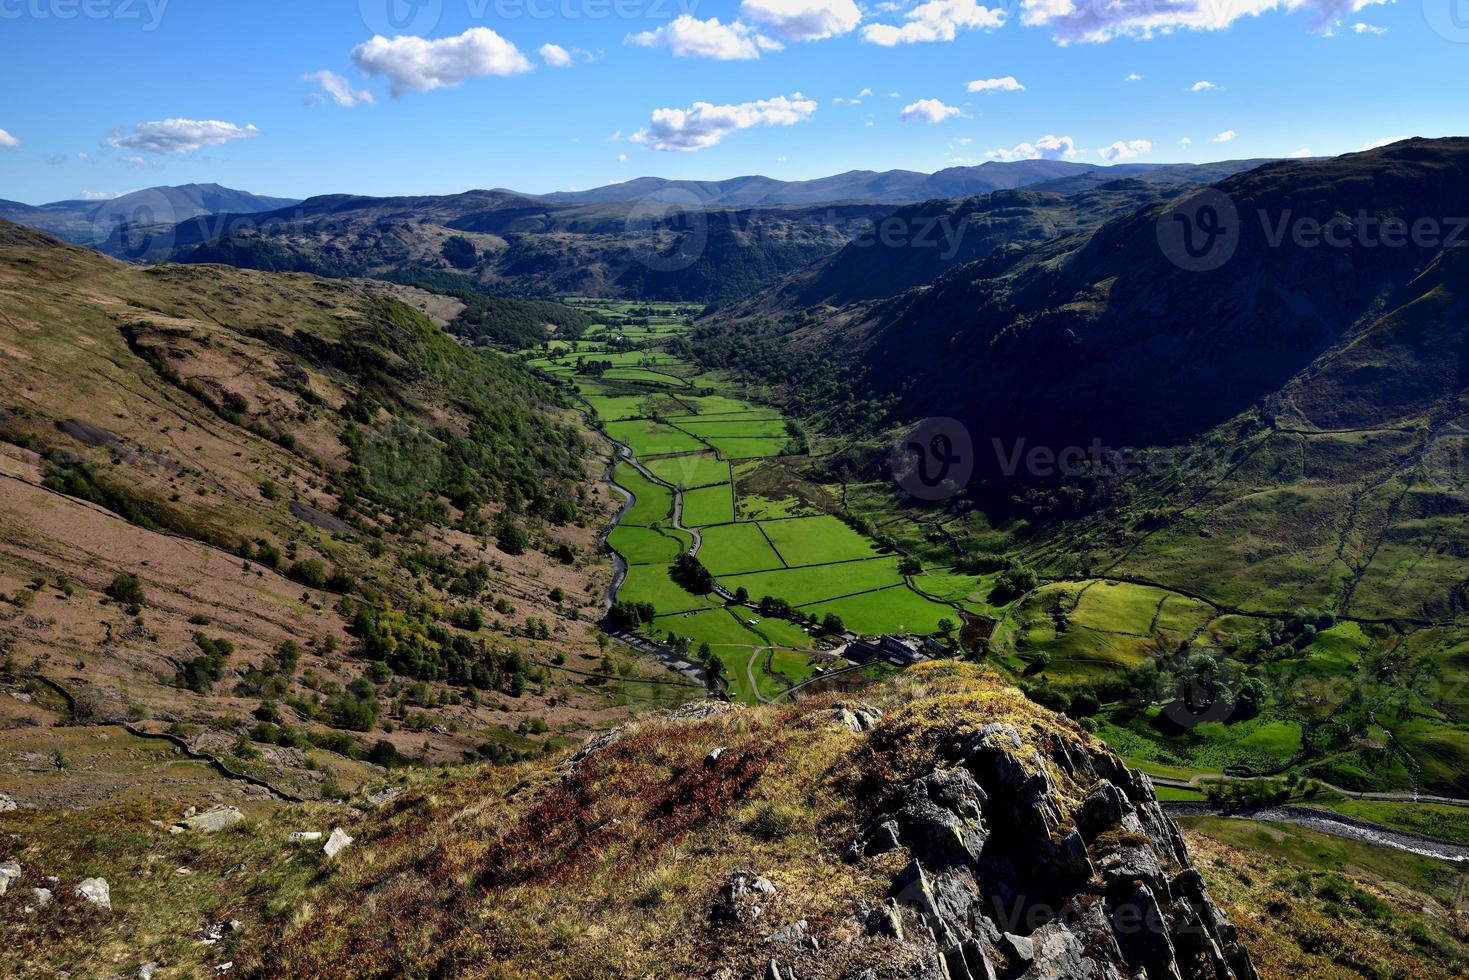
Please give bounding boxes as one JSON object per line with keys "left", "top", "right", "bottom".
{"left": 1351, "top": 21, "right": 1387, "bottom": 33}
{"left": 107, "top": 119, "right": 261, "bottom": 155}
{"left": 79, "top": 190, "right": 122, "bottom": 201}
{"left": 617, "top": 153, "right": 628, "bottom": 162}
{"left": 1213, "top": 129, "right": 1238, "bottom": 142}
{"left": 1288, "top": 147, "right": 1313, "bottom": 157}
{"left": 776, "top": 154, "right": 788, "bottom": 162}
{"left": 900, "top": 98, "right": 962, "bottom": 123}
{"left": 1020, "top": 0, "right": 1394, "bottom": 44}
{"left": 351, "top": 28, "right": 531, "bottom": 96}
{"left": 863, "top": 0, "right": 1005, "bottom": 45}
{"left": 967, "top": 75, "right": 1024, "bottom": 93}
{"left": 627, "top": 15, "right": 781, "bottom": 60}
{"left": 1190, "top": 80, "right": 1218, "bottom": 91}
{"left": 304, "top": 70, "right": 374, "bottom": 108}
{"left": 630, "top": 93, "right": 817, "bottom": 152}
{"left": 1179, "top": 137, "right": 1193, "bottom": 146}
{"left": 0, "top": 128, "right": 19, "bottom": 149}
{"left": 1125, "top": 72, "right": 1143, "bottom": 81}
{"left": 740, "top": 0, "right": 862, "bottom": 41}
{"left": 985, "top": 134, "right": 1077, "bottom": 161}
{"left": 1357, "top": 135, "right": 1407, "bottom": 151}
{"left": 539, "top": 43, "right": 573, "bottom": 67}
{"left": 858, "top": 87, "right": 873, "bottom": 97}
{"left": 1098, "top": 138, "right": 1152, "bottom": 160}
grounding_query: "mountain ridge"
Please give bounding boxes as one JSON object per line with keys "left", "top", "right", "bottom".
{"left": 523, "top": 158, "right": 1278, "bottom": 207}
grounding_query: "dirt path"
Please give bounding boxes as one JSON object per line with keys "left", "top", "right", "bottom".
{"left": 1166, "top": 801, "right": 1469, "bottom": 863}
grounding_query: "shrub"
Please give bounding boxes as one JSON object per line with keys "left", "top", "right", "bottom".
{"left": 106, "top": 573, "right": 146, "bottom": 609}
{"left": 288, "top": 558, "right": 329, "bottom": 589}
{"left": 497, "top": 523, "right": 529, "bottom": 556}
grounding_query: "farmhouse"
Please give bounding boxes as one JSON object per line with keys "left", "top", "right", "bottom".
{"left": 845, "top": 634, "right": 926, "bottom": 667}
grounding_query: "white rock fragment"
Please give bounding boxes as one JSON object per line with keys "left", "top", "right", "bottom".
{"left": 323, "top": 827, "right": 354, "bottom": 859}
{"left": 0, "top": 859, "right": 20, "bottom": 895}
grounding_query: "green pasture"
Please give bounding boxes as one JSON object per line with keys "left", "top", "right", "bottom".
{"left": 682, "top": 484, "right": 737, "bottom": 527}
{"left": 760, "top": 515, "right": 884, "bottom": 566}
{"left": 698, "top": 523, "right": 786, "bottom": 575}
{"left": 643, "top": 453, "right": 730, "bottom": 489}
{"left": 721, "top": 557, "right": 907, "bottom": 607}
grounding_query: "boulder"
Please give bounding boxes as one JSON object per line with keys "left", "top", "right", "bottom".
{"left": 831, "top": 701, "right": 884, "bottom": 733}
{"left": 865, "top": 768, "right": 988, "bottom": 869}
{"left": 75, "top": 877, "right": 111, "bottom": 910}
{"left": 764, "top": 920, "right": 808, "bottom": 945}
{"left": 364, "top": 786, "right": 403, "bottom": 808}
{"left": 0, "top": 859, "right": 20, "bottom": 895}
{"left": 177, "top": 806, "right": 246, "bottom": 834}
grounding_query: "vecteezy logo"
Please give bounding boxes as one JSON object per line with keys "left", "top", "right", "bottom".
{"left": 891, "top": 417, "right": 973, "bottom": 502}
{"left": 623, "top": 189, "right": 709, "bottom": 274}
{"left": 89, "top": 189, "right": 177, "bottom": 262}
{"left": 359, "top": 0, "right": 442, "bottom": 36}
{"left": 1156, "top": 188, "right": 1240, "bottom": 273}
{"left": 1424, "top": 0, "right": 1469, "bottom": 42}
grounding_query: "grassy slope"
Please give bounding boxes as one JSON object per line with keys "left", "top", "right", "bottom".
{"left": 0, "top": 220, "right": 697, "bottom": 798}
{"left": 7, "top": 662, "right": 1464, "bottom": 979}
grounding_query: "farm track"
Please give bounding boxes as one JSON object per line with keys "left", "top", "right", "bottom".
{"left": 1165, "top": 801, "right": 1469, "bottom": 862}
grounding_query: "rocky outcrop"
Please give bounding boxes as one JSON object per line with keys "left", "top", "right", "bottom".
{"left": 846, "top": 723, "right": 1256, "bottom": 980}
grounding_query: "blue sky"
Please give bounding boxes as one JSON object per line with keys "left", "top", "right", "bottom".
{"left": 0, "top": 0, "right": 1464, "bottom": 203}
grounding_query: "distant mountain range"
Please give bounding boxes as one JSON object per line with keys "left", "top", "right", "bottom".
{"left": 0, "top": 158, "right": 1275, "bottom": 306}
{"left": 0, "top": 183, "right": 299, "bottom": 244}
{"left": 523, "top": 159, "right": 1278, "bottom": 207}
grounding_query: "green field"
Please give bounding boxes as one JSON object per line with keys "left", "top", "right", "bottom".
{"left": 699, "top": 523, "right": 786, "bottom": 575}
{"left": 682, "top": 484, "right": 736, "bottom": 527}
{"left": 619, "top": 563, "right": 713, "bottom": 616}
{"left": 608, "top": 524, "right": 690, "bottom": 565}
{"left": 613, "top": 463, "right": 672, "bottom": 527}
{"left": 674, "top": 418, "right": 790, "bottom": 438}
{"left": 643, "top": 453, "right": 730, "bottom": 489}
{"left": 585, "top": 393, "right": 656, "bottom": 421}
{"left": 698, "top": 435, "right": 792, "bottom": 459}
{"left": 604, "top": 420, "right": 708, "bottom": 456}
{"left": 799, "top": 585, "right": 956, "bottom": 636}
{"left": 760, "top": 516, "right": 883, "bottom": 566}
{"left": 722, "top": 557, "right": 907, "bottom": 607}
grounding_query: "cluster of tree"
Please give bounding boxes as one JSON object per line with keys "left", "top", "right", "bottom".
{"left": 286, "top": 557, "right": 356, "bottom": 594}
{"left": 177, "top": 633, "right": 234, "bottom": 695}
{"left": 328, "top": 299, "right": 586, "bottom": 531}
{"left": 1242, "top": 608, "right": 1338, "bottom": 662}
{"left": 352, "top": 606, "right": 535, "bottom": 695}
{"left": 988, "top": 563, "right": 1038, "bottom": 604}
{"left": 574, "top": 358, "right": 616, "bottom": 377}
{"left": 609, "top": 600, "right": 656, "bottom": 629}
{"left": 670, "top": 554, "right": 715, "bottom": 595}
{"left": 688, "top": 318, "right": 898, "bottom": 437}
{"left": 440, "top": 236, "right": 478, "bottom": 270}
